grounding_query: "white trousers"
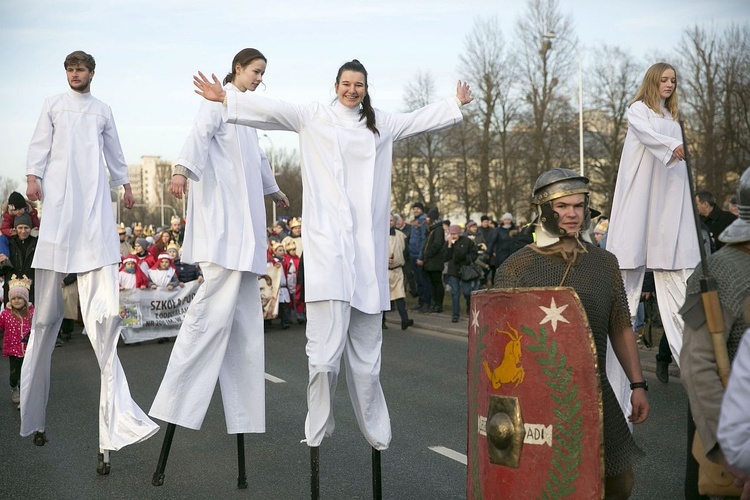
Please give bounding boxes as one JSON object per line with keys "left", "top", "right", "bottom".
{"left": 20, "top": 266, "right": 159, "bottom": 450}
{"left": 149, "top": 263, "right": 265, "bottom": 433}
{"left": 304, "top": 301, "right": 391, "bottom": 450}
{"left": 606, "top": 267, "right": 692, "bottom": 427}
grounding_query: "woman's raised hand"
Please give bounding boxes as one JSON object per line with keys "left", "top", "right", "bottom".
{"left": 193, "top": 72, "right": 226, "bottom": 103}
{"left": 456, "top": 80, "right": 473, "bottom": 105}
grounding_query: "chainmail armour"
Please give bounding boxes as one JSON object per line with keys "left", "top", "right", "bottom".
{"left": 494, "top": 241, "right": 643, "bottom": 477}
{"left": 685, "top": 245, "right": 750, "bottom": 360}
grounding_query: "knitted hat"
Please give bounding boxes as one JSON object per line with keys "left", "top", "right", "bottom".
{"left": 8, "top": 192, "right": 26, "bottom": 211}
{"left": 501, "top": 212, "right": 513, "bottom": 221}
{"left": 411, "top": 202, "right": 425, "bottom": 211}
{"left": 426, "top": 207, "right": 439, "bottom": 221}
{"left": 466, "top": 220, "right": 477, "bottom": 228}
{"left": 135, "top": 238, "right": 149, "bottom": 250}
{"left": 7, "top": 274, "right": 31, "bottom": 303}
{"left": 14, "top": 213, "right": 32, "bottom": 228}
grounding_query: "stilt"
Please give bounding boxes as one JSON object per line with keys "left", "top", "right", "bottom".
{"left": 97, "top": 449, "right": 111, "bottom": 475}
{"left": 152, "top": 423, "right": 177, "bottom": 486}
{"left": 237, "top": 433, "right": 248, "bottom": 489}
{"left": 371, "top": 447, "right": 382, "bottom": 500}
{"left": 310, "top": 446, "right": 319, "bottom": 500}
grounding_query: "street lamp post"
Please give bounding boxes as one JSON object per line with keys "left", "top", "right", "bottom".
{"left": 544, "top": 32, "right": 584, "bottom": 176}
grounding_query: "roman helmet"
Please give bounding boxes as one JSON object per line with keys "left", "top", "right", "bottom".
{"left": 719, "top": 166, "right": 750, "bottom": 244}
{"left": 532, "top": 168, "right": 591, "bottom": 237}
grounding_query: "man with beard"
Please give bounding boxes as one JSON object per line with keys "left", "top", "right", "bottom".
{"left": 22, "top": 50, "right": 158, "bottom": 472}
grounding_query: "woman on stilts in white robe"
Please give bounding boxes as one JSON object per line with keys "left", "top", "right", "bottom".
{"left": 605, "top": 62, "right": 700, "bottom": 424}
{"left": 194, "top": 59, "right": 473, "bottom": 451}
{"left": 149, "top": 48, "right": 288, "bottom": 435}
{"left": 21, "top": 51, "right": 159, "bottom": 460}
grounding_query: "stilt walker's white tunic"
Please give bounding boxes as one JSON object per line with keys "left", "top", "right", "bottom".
{"left": 224, "top": 90, "right": 463, "bottom": 448}
{"left": 21, "top": 90, "right": 159, "bottom": 450}
{"left": 149, "top": 84, "right": 277, "bottom": 432}
{"left": 605, "top": 100, "right": 700, "bottom": 424}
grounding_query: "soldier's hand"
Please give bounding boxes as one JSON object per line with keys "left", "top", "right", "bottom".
{"left": 629, "top": 389, "right": 649, "bottom": 424}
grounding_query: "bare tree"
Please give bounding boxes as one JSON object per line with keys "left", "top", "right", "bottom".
{"left": 392, "top": 71, "right": 450, "bottom": 212}
{"left": 586, "top": 45, "right": 640, "bottom": 215}
{"left": 679, "top": 26, "right": 725, "bottom": 196}
{"left": 459, "top": 16, "right": 520, "bottom": 215}
{"left": 719, "top": 23, "right": 750, "bottom": 192}
{"left": 264, "top": 147, "right": 302, "bottom": 225}
{"left": 0, "top": 176, "right": 24, "bottom": 210}
{"left": 515, "top": 0, "right": 577, "bottom": 182}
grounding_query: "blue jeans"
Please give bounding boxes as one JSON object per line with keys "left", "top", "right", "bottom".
{"left": 410, "top": 255, "right": 432, "bottom": 307}
{"left": 445, "top": 275, "right": 477, "bottom": 319}
{"left": 0, "top": 235, "right": 8, "bottom": 259}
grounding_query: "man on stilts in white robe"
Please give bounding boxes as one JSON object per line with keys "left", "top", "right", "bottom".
{"left": 148, "top": 48, "right": 289, "bottom": 488}
{"left": 194, "top": 58, "right": 473, "bottom": 497}
{"left": 21, "top": 50, "right": 159, "bottom": 474}
{"left": 605, "top": 62, "right": 700, "bottom": 425}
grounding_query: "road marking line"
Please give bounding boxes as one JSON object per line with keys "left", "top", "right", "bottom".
{"left": 264, "top": 373, "right": 286, "bottom": 383}
{"left": 429, "top": 446, "right": 467, "bottom": 465}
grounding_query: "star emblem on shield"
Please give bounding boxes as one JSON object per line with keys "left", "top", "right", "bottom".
{"left": 538, "top": 297, "right": 569, "bottom": 332}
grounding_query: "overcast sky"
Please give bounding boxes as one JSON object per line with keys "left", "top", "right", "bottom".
{"left": 1, "top": 0, "right": 747, "bottom": 183}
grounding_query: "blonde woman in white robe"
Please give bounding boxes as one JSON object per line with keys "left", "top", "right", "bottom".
{"left": 605, "top": 63, "right": 700, "bottom": 432}
{"left": 149, "top": 48, "right": 289, "bottom": 487}
{"left": 194, "top": 59, "right": 472, "bottom": 493}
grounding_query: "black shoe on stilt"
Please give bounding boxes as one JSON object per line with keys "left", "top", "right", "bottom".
{"left": 372, "top": 447, "right": 382, "bottom": 500}
{"left": 97, "top": 450, "right": 111, "bottom": 475}
{"left": 310, "top": 446, "right": 320, "bottom": 500}
{"left": 237, "top": 433, "right": 248, "bottom": 489}
{"left": 33, "top": 431, "right": 47, "bottom": 446}
{"left": 152, "top": 423, "right": 177, "bottom": 486}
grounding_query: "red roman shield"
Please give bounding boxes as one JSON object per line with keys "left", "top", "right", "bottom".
{"left": 467, "top": 287, "right": 604, "bottom": 499}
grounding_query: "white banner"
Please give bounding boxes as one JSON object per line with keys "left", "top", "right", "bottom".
{"left": 120, "top": 280, "right": 201, "bottom": 344}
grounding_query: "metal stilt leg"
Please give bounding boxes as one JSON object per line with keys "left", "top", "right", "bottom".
{"left": 97, "top": 449, "right": 111, "bottom": 475}
{"left": 310, "top": 446, "right": 320, "bottom": 500}
{"left": 237, "top": 433, "right": 248, "bottom": 489}
{"left": 152, "top": 423, "right": 176, "bottom": 486}
{"left": 372, "top": 447, "right": 382, "bottom": 500}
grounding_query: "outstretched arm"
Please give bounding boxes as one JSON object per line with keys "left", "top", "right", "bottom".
{"left": 194, "top": 72, "right": 226, "bottom": 103}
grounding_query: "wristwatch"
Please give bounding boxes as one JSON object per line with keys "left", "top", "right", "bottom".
{"left": 630, "top": 381, "right": 648, "bottom": 391}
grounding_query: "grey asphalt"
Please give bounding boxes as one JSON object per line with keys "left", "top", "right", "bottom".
{"left": 0, "top": 309, "right": 688, "bottom": 499}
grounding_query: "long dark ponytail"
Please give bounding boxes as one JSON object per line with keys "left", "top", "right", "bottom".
{"left": 224, "top": 48, "right": 267, "bottom": 85}
{"left": 336, "top": 59, "right": 379, "bottom": 135}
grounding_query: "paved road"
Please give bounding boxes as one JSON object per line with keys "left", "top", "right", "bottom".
{"left": 0, "top": 314, "right": 689, "bottom": 499}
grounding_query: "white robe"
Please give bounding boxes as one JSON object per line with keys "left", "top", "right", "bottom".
{"left": 27, "top": 91, "right": 128, "bottom": 273}
{"left": 177, "top": 83, "right": 278, "bottom": 273}
{"left": 225, "top": 92, "right": 462, "bottom": 313}
{"left": 717, "top": 330, "right": 750, "bottom": 474}
{"left": 605, "top": 100, "right": 700, "bottom": 425}
{"left": 606, "top": 101, "right": 700, "bottom": 271}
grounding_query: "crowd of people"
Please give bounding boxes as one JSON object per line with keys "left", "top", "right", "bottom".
{"left": 2, "top": 47, "right": 749, "bottom": 499}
